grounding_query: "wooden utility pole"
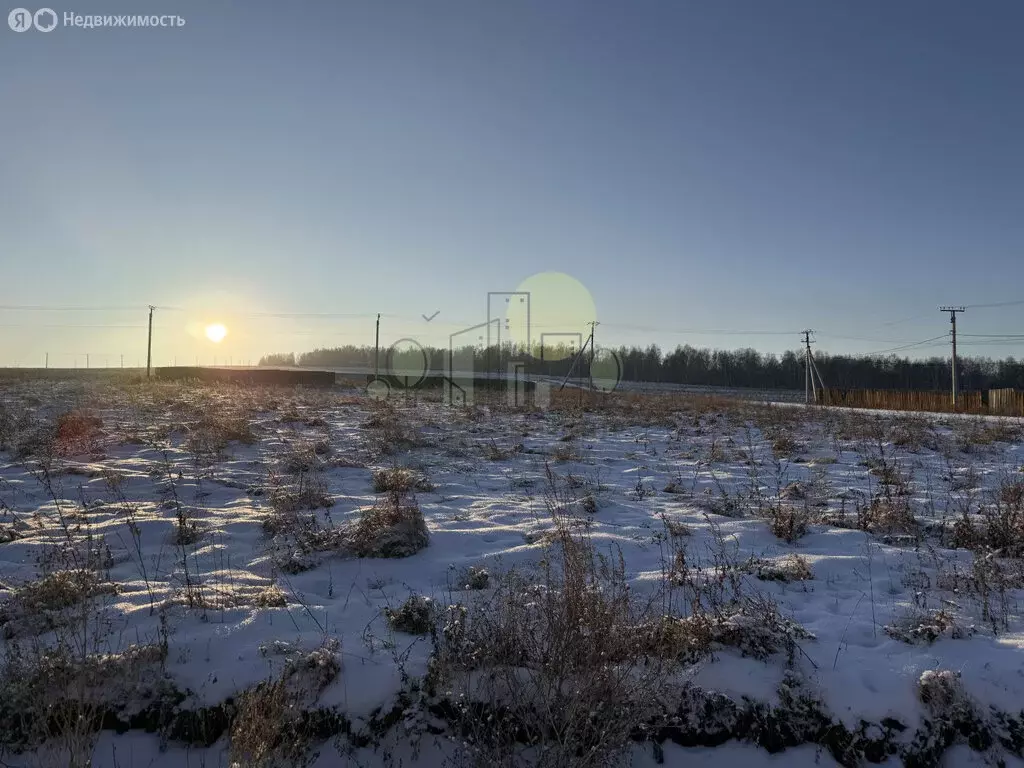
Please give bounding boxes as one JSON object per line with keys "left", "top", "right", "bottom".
{"left": 374, "top": 313, "right": 381, "bottom": 380}
{"left": 146, "top": 305, "right": 155, "bottom": 378}
{"left": 587, "top": 321, "right": 599, "bottom": 391}
{"left": 940, "top": 306, "right": 965, "bottom": 409}
{"left": 800, "top": 330, "right": 827, "bottom": 404}
{"left": 558, "top": 324, "right": 597, "bottom": 392}
{"left": 802, "top": 330, "right": 815, "bottom": 403}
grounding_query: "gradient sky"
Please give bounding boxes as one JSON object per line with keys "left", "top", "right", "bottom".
{"left": 2, "top": 0, "right": 1023, "bottom": 368}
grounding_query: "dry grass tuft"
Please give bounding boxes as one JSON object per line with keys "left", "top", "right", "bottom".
{"left": 229, "top": 641, "right": 341, "bottom": 768}
{"left": 548, "top": 443, "right": 579, "bottom": 462}
{"left": 186, "top": 411, "right": 257, "bottom": 456}
{"left": 54, "top": 410, "right": 104, "bottom": 456}
{"left": 917, "top": 669, "right": 973, "bottom": 719}
{"left": 454, "top": 565, "right": 491, "bottom": 591}
{"left": 348, "top": 491, "right": 429, "bottom": 559}
{"left": 885, "top": 609, "right": 973, "bottom": 644}
{"left": 858, "top": 496, "right": 918, "bottom": 537}
{"left": 768, "top": 506, "right": 810, "bottom": 543}
{"left": 363, "top": 402, "right": 420, "bottom": 454}
{"left": 484, "top": 439, "right": 524, "bottom": 461}
{"left": 755, "top": 554, "right": 813, "bottom": 583}
{"left": 428, "top": 517, "right": 679, "bottom": 767}
{"left": 659, "top": 515, "right": 691, "bottom": 538}
{"left": 385, "top": 595, "right": 435, "bottom": 635}
{"left": 952, "top": 419, "right": 1022, "bottom": 453}
{"left": 262, "top": 468, "right": 341, "bottom": 572}
{"left": 580, "top": 492, "right": 598, "bottom": 515}
{"left": 0, "top": 640, "right": 172, "bottom": 760}
{"left": 0, "top": 570, "right": 117, "bottom": 638}
{"left": 634, "top": 598, "right": 814, "bottom": 663}
{"left": 770, "top": 434, "right": 800, "bottom": 458}
{"left": 254, "top": 585, "right": 288, "bottom": 609}
{"left": 372, "top": 467, "right": 434, "bottom": 494}
{"left": 269, "top": 470, "right": 333, "bottom": 516}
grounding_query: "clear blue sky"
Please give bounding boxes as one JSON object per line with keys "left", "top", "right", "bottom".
{"left": 2, "top": 0, "right": 1023, "bottom": 367}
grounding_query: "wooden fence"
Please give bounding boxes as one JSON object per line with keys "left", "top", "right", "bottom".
{"left": 820, "top": 388, "right": 986, "bottom": 414}
{"left": 989, "top": 388, "right": 1024, "bottom": 416}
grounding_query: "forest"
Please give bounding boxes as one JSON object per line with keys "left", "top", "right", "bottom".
{"left": 259, "top": 343, "right": 1024, "bottom": 392}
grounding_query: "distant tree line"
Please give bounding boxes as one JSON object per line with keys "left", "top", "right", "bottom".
{"left": 259, "top": 344, "right": 1024, "bottom": 392}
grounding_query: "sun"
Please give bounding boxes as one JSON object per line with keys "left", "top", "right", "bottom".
{"left": 205, "top": 324, "right": 227, "bottom": 343}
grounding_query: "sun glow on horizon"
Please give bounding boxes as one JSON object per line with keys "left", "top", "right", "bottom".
{"left": 205, "top": 324, "right": 228, "bottom": 343}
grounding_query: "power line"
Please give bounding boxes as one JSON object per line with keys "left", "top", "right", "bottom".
{"left": 965, "top": 299, "right": 1024, "bottom": 310}
{"left": 594, "top": 322, "right": 800, "bottom": 336}
{"left": 959, "top": 334, "right": 1024, "bottom": 339}
{"left": 0, "top": 323, "right": 150, "bottom": 329}
{"left": 858, "top": 335, "right": 950, "bottom": 356}
{"left": 816, "top": 333, "right": 924, "bottom": 344}
{"left": 0, "top": 304, "right": 148, "bottom": 312}
{"left": 236, "top": 311, "right": 401, "bottom": 319}
{"left": 0, "top": 305, "right": 378, "bottom": 317}
{"left": 958, "top": 340, "right": 1024, "bottom": 347}
{"left": 872, "top": 311, "right": 936, "bottom": 328}
{"left": 838, "top": 311, "right": 936, "bottom": 331}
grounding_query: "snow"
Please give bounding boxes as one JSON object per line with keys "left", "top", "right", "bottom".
{"left": 1, "top": 380, "right": 1023, "bottom": 766}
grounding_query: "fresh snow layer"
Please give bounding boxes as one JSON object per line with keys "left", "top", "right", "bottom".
{"left": 0, "top": 381, "right": 1022, "bottom": 766}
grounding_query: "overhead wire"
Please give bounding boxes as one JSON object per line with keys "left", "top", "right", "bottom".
{"left": 815, "top": 333, "right": 923, "bottom": 344}
{"left": 0, "top": 323, "right": 150, "bottom": 329}
{"left": 1, "top": 301, "right": 1021, "bottom": 363}
{"left": 0, "top": 304, "right": 147, "bottom": 312}
{"left": 959, "top": 334, "right": 1024, "bottom": 339}
{"left": 592, "top": 322, "right": 801, "bottom": 336}
{"left": 858, "top": 335, "right": 951, "bottom": 356}
{"left": 965, "top": 299, "right": 1024, "bottom": 310}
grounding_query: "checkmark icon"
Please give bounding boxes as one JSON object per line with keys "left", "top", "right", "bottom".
{"left": 423, "top": 310, "right": 440, "bottom": 322}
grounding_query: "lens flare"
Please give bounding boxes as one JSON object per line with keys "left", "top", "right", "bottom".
{"left": 205, "top": 324, "right": 227, "bottom": 343}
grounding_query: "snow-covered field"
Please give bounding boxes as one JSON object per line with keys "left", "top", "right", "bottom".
{"left": 1, "top": 380, "right": 1023, "bottom": 768}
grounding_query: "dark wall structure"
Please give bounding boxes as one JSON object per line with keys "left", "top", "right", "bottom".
{"left": 154, "top": 367, "right": 337, "bottom": 388}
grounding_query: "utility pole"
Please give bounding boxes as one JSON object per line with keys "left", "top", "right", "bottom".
{"left": 940, "top": 306, "right": 965, "bottom": 409}
{"left": 146, "top": 305, "right": 155, "bottom": 379}
{"left": 802, "top": 330, "right": 821, "bottom": 404}
{"left": 120, "top": 355, "right": 123, "bottom": 369}
{"left": 587, "top": 321, "right": 599, "bottom": 391}
{"left": 45, "top": 352, "right": 48, "bottom": 369}
{"left": 86, "top": 354, "right": 89, "bottom": 369}
{"left": 374, "top": 313, "right": 381, "bottom": 380}
{"left": 558, "top": 323, "right": 598, "bottom": 392}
